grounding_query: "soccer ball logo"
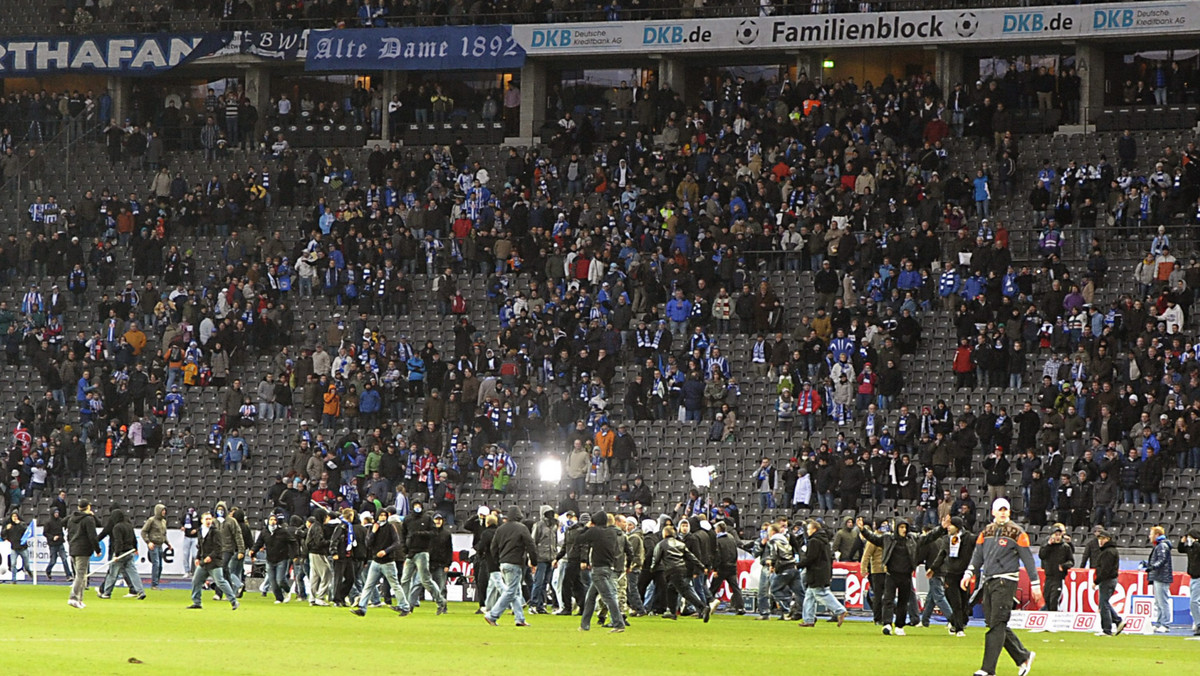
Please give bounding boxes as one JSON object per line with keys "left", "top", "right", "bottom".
{"left": 955, "top": 12, "right": 978, "bottom": 38}
{"left": 736, "top": 20, "right": 759, "bottom": 45}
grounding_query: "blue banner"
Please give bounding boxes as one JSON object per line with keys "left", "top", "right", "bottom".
{"left": 305, "top": 26, "right": 525, "bottom": 72}
{"left": 0, "top": 33, "right": 230, "bottom": 75}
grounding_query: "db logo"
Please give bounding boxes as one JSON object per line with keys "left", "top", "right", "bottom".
{"left": 1072, "top": 615, "right": 1096, "bottom": 630}
{"left": 1026, "top": 613, "right": 1047, "bottom": 629}
{"left": 1131, "top": 599, "right": 1153, "bottom": 616}
{"left": 1125, "top": 618, "right": 1145, "bottom": 632}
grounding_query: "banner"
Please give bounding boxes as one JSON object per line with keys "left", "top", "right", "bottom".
{"left": 233, "top": 30, "right": 309, "bottom": 60}
{"left": 0, "top": 34, "right": 230, "bottom": 75}
{"left": 305, "top": 26, "right": 525, "bottom": 72}
{"left": 514, "top": 2, "right": 1199, "bottom": 55}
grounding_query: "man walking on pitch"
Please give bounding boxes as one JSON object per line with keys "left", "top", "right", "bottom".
{"left": 577, "top": 510, "right": 630, "bottom": 633}
{"left": 1090, "top": 528, "right": 1125, "bottom": 636}
{"left": 96, "top": 508, "right": 146, "bottom": 600}
{"left": 67, "top": 499, "right": 101, "bottom": 608}
{"left": 961, "top": 498, "right": 1040, "bottom": 676}
{"left": 187, "top": 512, "right": 239, "bottom": 610}
{"left": 484, "top": 506, "right": 537, "bottom": 627}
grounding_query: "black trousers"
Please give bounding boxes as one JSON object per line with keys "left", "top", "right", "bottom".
{"left": 1044, "top": 575, "right": 1064, "bottom": 612}
{"left": 475, "top": 560, "right": 490, "bottom": 606}
{"left": 946, "top": 575, "right": 972, "bottom": 631}
{"left": 980, "top": 578, "right": 1032, "bottom": 675}
{"left": 562, "top": 560, "right": 586, "bottom": 611}
{"left": 664, "top": 569, "right": 704, "bottom": 615}
{"left": 885, "top": 570, "right": 914, "bottom": 628}
{"left": 333, "top": 558, "right": 356, "bottom": 603}
{"left": 868, "top": 572, "right": 888, "bottom": 623}
{"left": 708, "top": 565, "right": 743, "bottom": 611}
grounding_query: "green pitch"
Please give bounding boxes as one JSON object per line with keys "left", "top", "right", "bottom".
{"left": 0, "top": 585, "right": 1196, "bottom": 675}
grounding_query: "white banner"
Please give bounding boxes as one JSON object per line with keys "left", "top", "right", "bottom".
{"left": 1009, "top": 594, "right": 1155, "bottom": 635}
{"left": 514, "top": 2, "right": 1199, "bottom": 55}
{"left": 16, "top": 527, "right": 194, "bottom": 580}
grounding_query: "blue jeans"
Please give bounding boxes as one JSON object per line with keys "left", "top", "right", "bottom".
{"left": 483, "top": 570, "right": 504, "bottom": 610}
{"left": 400, "top": 552, "right": 444, "bottom": 608}
{"left": 8, "top": 550, "right": 29, "bottom": 582}
{"left": 46, "top": 544, "right": 72, "bottom": 578}
{"left": 920, "top": 576, "right": 955, "bottom": 625}
{"left": 147, "top": 546, "right": 164, "bottom": 586}
{"left": 756, "top": 567, "right": 770, "bottom": 616}
{"left": 581, "top": 566, "right": 626, "bottom": 630}
{"left": 1123, "top": 488, "right": 1141, "bottom": 504}
{"left": 219, "top": 551, "right": 243, "bottom": 598}
{"left": 190, "top": 565, "right": 236, "bottom": 606}
{"left": 1098, "top": 578, "right": 1121, "bottom": 634}
{"left": 1153, "top": 580, "right": 1172, "bottom": 628}
{"left": 100, "top": 553, "right": 144, "bottom": 596}
{"left": 267, "top": 560, "right": 290, "bottom": 601}
{"left": 486, "top": 562, "right": 528, "bottom": 623}
{"left": 768, "top": 567, "right": 805, "bottom": 617}
{"left": 530, "top": 561, "right": 551, "bottom": 610}
{"left": 803, "top": 585, "right": 846, "bottom": 624}
{"left": 359, "top": 560, "right": 403, "bottom": 612}
{"left": 818, "top": 492, "right": 835, "bottom": 511}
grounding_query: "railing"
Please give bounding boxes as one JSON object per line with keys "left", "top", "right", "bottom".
{"left": 0, "top": 0, "right": 1163, "bottom": 37}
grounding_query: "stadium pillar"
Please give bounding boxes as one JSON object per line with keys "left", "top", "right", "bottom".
{"left": 107, "top": 76, "right": 131, "bottom": 125}
{"left": 935, "top": 49, "right": 963, "bottom": 101}
{"left": 245, "top": 67, "right": 271, "bottom": 139}
{"left": 793, "top": 53, "right": 820, "bottom": 82}
{"left": 1076, "top": 43, "right": 1105, "bottom": 126}
{"left": 658, "top": 58, "right": 686, "bottom": 100}
{"left": 518, "top": 60, "right": 547, "bottom": 142}
{"left": 379, "top": 71, "right": 401, "bottom": 142}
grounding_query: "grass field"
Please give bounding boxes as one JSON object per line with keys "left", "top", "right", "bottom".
{"left": 0, "top": 585, "right": 1197, "bottom": 675}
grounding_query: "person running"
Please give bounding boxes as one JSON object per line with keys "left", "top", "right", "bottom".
{"left": 186, "top": 512, "right": 239, "bottom": 610}
{"left": 649, "top": 525, "right": 710, "bottom": 622}
{"left": 960, "top": 498, "right": 1040, "bottom": 676}
{"left": 483, "top": 506, "right": 536, "bottom": 627}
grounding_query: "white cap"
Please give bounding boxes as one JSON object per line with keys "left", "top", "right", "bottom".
{"left": 991, "top": 497, "right": 1011, "bottom": 513}
{"left": 477, "top": 506, "right": 490, "bottom": 517}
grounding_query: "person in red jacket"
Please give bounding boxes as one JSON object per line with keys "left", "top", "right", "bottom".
{"left": 856, "top": 363, "right": 878, "bottom": 411}
{"left": 796, "top": 381, "right": 823, "bottom": 435}
{"left": 952, "top": 339, "right": 975, "bottom": 389}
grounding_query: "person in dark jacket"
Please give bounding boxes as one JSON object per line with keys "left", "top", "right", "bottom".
{"left": 399, "top": 499, "right": 447, "bottom": 614}
{"left": 707, "top": 521, "right": 743, "bottom": 614}
{"left": 577, "top": 510, "right": 630, "bottom": 632}
{"left": 250, "top": 512, "right": 297, "bottom": 603}
{"left": 1039, "top": 524, "right": 1075, "bottom": 611}
{"left": 96, "top": 508, "right": 145, "bottom": 599}
{"left": 1178, "top": 527, "right": 1200, "bottom": 636}
{"left": 483, "top": 506, "right": 536, "bottom": 627}
{"left": 940, "top": 516, "right": 976, "bottom": 635}
{"left": 306, "top": 507, "right": 333, "bottom": 605}
{"left": 352, "top": 511, "right": 410, "bottom": 616}
{"left": 554, "top": 512, "right": 588, "bottom": 614}
{"left": 1027, "top": 468, "right": 1050, "bottom": 526}
{"left": 476, "top": 513, "right": 500, "bottom": 611}
{"left": 797, "top": 520, "right": 847, "bottom": 627}
{"left": 428, "top": 513, "right": 454, "bottom": 600}
{"left": 2, "top": 510, "right": 30, "bottom": 584}
{"left": 186, "top": 512, "right": 239, "bottom": 610}
{"left": 43, "top": 507, "right": 72, "bottom": 580}
{"left": 857, "top": 516, "right": 945, "bottom": 636}
{"left": 1091, "top": 529, "right": 1126, "bottom": 636}
{"left": 328, "top": 507, "right": 360, "bottom": 606}
{"left": 649, "top": 524, "right": 710, "bottom": 622}
{"left": 67, "top": 500, "right": 101, "bottom": 607}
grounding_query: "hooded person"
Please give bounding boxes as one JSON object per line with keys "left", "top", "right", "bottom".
{"left": 554, "top": 509, "right": 589, "bottom": 614}
{"left": 186, "top": 511, "right": 239, "bottom": 610}
{"left": 797, "top": 519, "right": 847, "bottom": 627}
{"left": 141, "top": 503, "right": 169, "bottom": 589}
{"left": 44, "top": 506, "right": 72, "bottom": 581}
{"left": 214, "top": 506, "right": 247, "bottom": 600}
{"left": 529, "top": 505, "right": 557, "bottom": 613}
{"left": 960, "top": 498, "right": 1040, "bottom": 676}
{"left": 399, "top": 499, "right": 447, "bottom": 615}
{"left": 67, "top": 500, "right": 101, "bottom": 608}
{"left": 857, "top": 515, "right": 947, "bottom": 636}
{"left": 96, "top": 508, "right": 145, "bottom": 600}
{"left": 305, "top": 506, "right": 334, "bottom": 605}
{"left": 483, "top": 505, "right": 536, "bottom": 627}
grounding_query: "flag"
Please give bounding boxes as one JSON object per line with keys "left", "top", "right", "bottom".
{"left": 19, "top": 519, "right": 36, "bottom": 546}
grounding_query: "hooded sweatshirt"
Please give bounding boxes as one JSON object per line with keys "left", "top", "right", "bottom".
{"left": 67, "top": 509, "right": 101, "bottom": 557}
{"left": 106, "top": 509, "right": 138, "bottom": 558}
{"left": 141, "top": 503, "right": 168, "bottom": 546}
